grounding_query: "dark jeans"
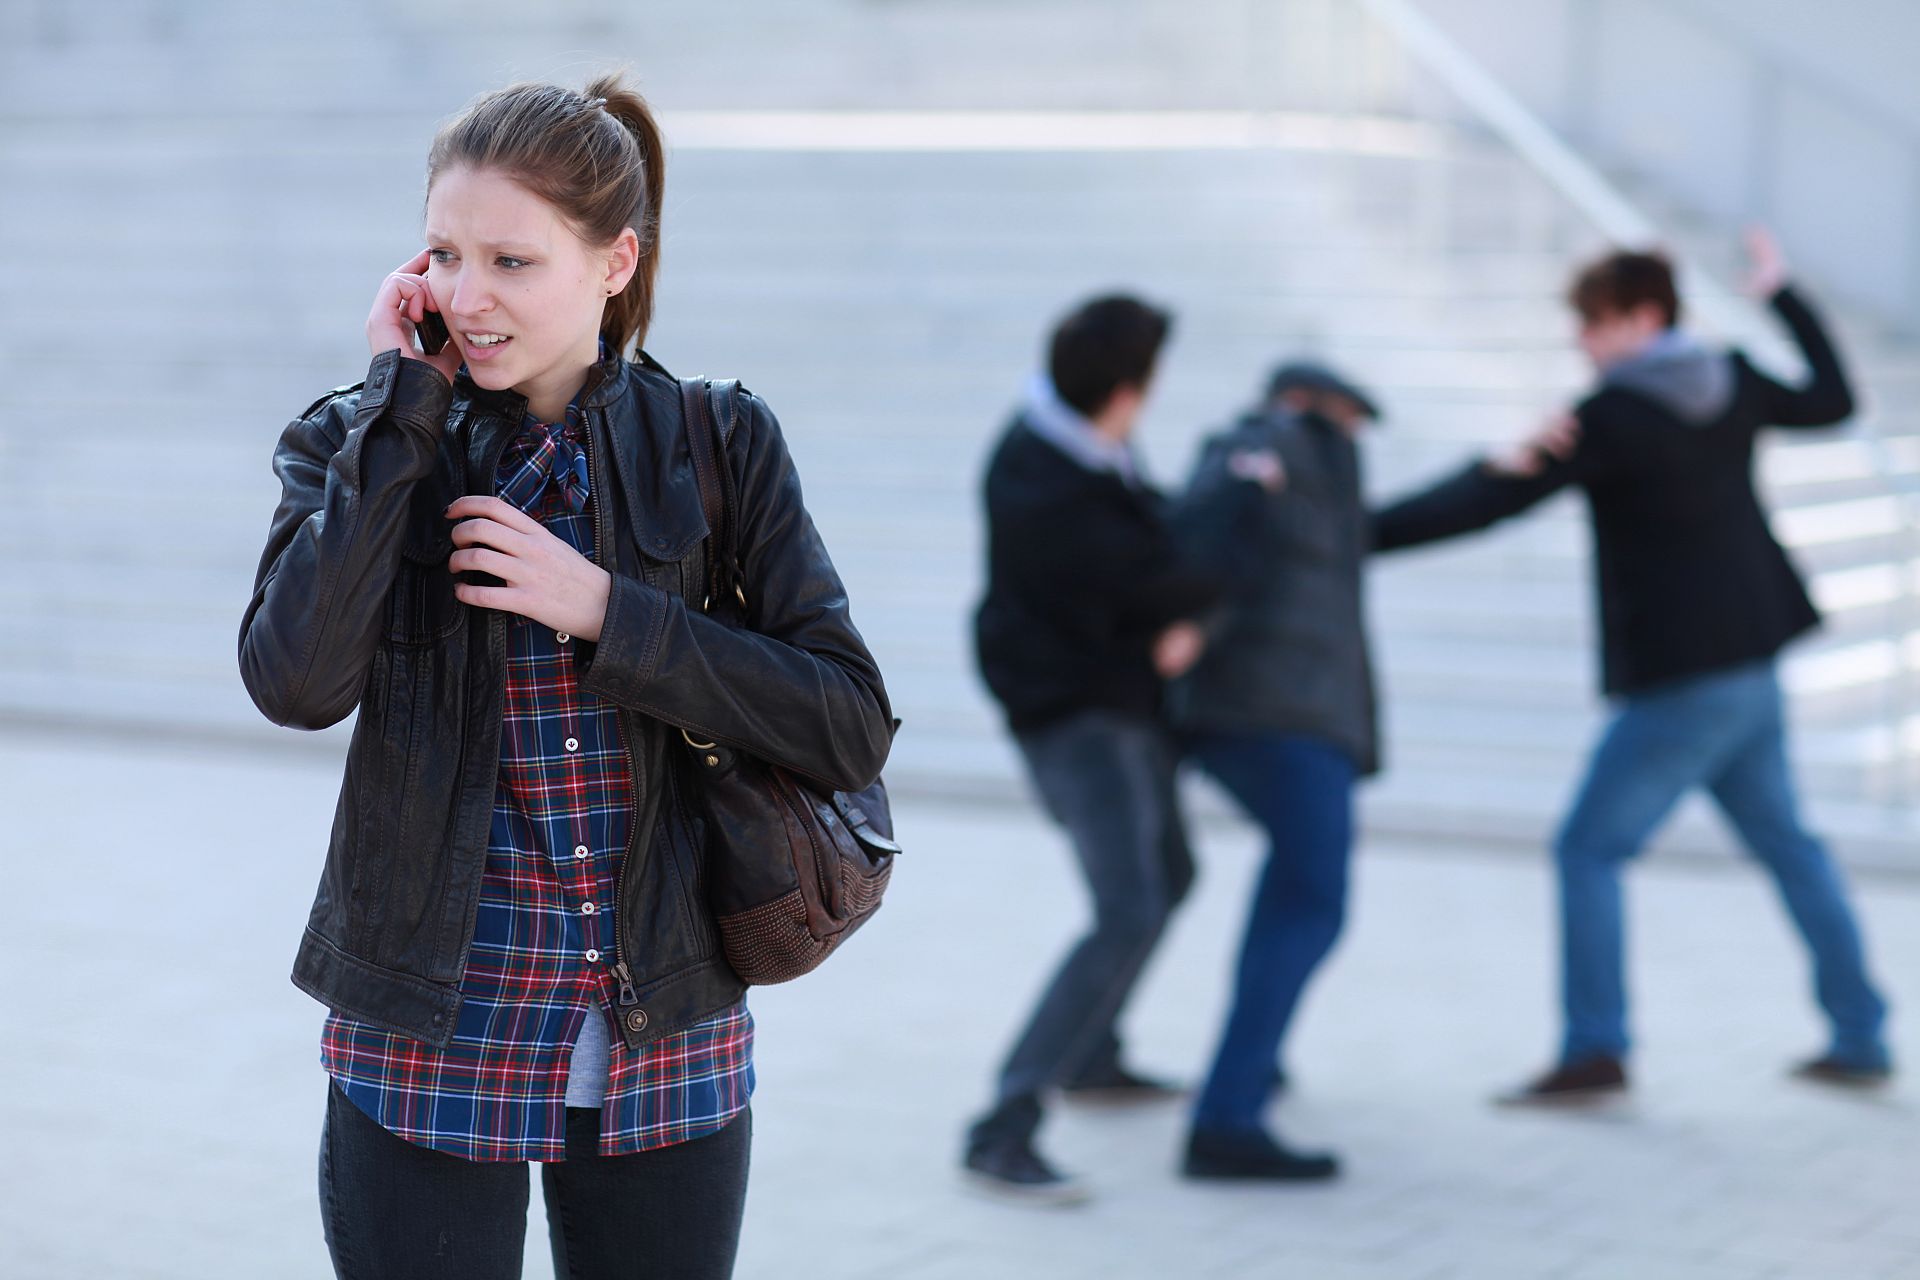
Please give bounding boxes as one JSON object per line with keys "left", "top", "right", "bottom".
{"left": 1186, "top": 730, "right": 1356, "bottom": 1133}
{"left": 1555, "top": 659, "right": 1889, "bottom": 1066}
{"left": 319, "top": 1080, "right": 752, "bottom": 1280}
{"left": 971, "top": 710, "right": 1195, "bottom": 1147}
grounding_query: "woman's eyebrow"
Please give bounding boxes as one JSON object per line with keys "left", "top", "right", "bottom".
{"left": 423, "top": 231, "right": 546, "bottom": 254}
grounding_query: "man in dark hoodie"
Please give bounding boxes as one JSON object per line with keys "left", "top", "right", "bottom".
{"left": 1374, "top": 232, "right": 1893, "bottom": 1105}
{"left": 966, "top": 294, "right": 1281, "bottom": 1202}
{"left": 1167, "top": 361, "right": 1382, "bottom": 1182}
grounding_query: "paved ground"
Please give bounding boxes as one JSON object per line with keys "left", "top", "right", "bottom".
{"left": 6, "top": 730, "right": 1916, "bottom": 1279}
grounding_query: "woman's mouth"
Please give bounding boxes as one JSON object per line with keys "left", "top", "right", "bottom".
{"left": 463, "top": 331, "right": 513, "bottom": 362}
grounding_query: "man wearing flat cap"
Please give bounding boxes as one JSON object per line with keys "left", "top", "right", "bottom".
{"left": 1166, "top": 359, "right": 1382, "bottom": 1183}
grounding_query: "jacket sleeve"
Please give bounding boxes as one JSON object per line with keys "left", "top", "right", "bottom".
{"left": 1370, "top": 412, "right": 1613, "bottom": 553}
{"left": 578, "top": 393, "right": 894, "bottom": 793}
{"left": 236, "top": 350, "right": 453, "bottom": 730}
{"left": 1749, "top": 285, "right": 1856, "bottom": 428}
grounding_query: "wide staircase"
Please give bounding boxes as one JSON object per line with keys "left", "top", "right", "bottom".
{"left": 1, "top": 0, "right": 1913, "bottom": 866}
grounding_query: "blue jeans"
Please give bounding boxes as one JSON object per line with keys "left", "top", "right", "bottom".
{"left": 1185, "top": 730, "right": 1356, "bottom": 1133}
{"left": 1556, "top": 659, "right": 1889, "bottom": 1067}
{"left": 971, "top": 711, "right": 1195, "bottom": 1146}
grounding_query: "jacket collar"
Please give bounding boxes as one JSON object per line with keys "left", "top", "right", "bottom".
{"left": 452, "top": 342, "right": 636, "bottom": 416}
{"left": 450, "top": 350, "right": 707, "bottom": 564}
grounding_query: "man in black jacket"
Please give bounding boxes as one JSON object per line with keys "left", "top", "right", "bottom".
{"left": 1374, "top": 232, "right": 1893, "bottom": 1104}
{"left": 965, "top": 295, "right": 1278, "bottom": 1202}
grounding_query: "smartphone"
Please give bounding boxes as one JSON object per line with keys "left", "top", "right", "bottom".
{"left": 416, "top": 308, "right": 451, "bottom": 356}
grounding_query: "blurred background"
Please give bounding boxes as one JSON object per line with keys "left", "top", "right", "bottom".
{"left": 2, "top": 2, "right": 1917, "bottom": 1277}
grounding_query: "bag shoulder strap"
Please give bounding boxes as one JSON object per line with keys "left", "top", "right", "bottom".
{"left": 677, "top": 376, "right": 746, "bottom": 614}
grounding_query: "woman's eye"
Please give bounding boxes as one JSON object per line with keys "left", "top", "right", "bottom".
{"left": 497, "top": 256, "right": 530, "bottom": 270}
{"left": 428, "top": 249, "right": 454, "bottom": 265}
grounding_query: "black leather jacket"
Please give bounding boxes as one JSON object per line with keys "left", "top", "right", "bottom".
{"left": 238, "top": 347, "right": 892, "bottom": 1051}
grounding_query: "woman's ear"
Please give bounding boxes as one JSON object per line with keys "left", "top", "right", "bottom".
{"left": 603, "top": 227, "right": 640, "bottom": 296}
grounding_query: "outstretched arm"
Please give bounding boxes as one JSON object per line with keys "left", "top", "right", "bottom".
{"left": 1371, "top": 410, "right": 1589, "bottom": 553}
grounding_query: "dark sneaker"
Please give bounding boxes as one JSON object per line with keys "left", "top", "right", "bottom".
{"left": 1059, "top": 1063, "right": 1184, "bottom": 1103}
{"left": 962, "top": 1137, "right": 1091, "bottom": 1206}
{"left": 1182, "top": 1127, "right": 1340, "bottom": 1182}
{"left": 1493, "top": 1056, "right": 1628, "bottom": 1108}
{"left": 1791, "top": 1053, "right": 1894, "bottom": 1090}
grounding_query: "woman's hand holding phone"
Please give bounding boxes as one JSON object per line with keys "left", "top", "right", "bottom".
{"left": 367, "top": 249, "right": 462, "bottom": 384}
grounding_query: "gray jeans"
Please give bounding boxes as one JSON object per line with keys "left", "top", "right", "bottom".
{"left": 970, "top": 710, "right": 1195, "bottom": 1147}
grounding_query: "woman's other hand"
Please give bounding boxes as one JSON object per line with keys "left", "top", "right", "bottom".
{"left": 446, "top": 496, "right": 613, "bottom": 641}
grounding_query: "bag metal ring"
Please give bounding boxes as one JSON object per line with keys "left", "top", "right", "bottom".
{"left": 681, "top": 729, "right": 719, "bottom": 751}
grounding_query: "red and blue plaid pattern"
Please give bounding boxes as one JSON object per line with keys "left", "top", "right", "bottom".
{"left": 322, "top": 405, "right": 754, "bottom": 1162}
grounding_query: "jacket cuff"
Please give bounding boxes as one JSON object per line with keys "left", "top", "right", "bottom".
{"left": 580, "top": 572, "right": 671, "bottom": 702}
{"left": 358, "top": 348, "right": 453, "bottom": 430}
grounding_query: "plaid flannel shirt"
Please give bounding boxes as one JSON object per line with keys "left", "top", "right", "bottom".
{"left": 322, "top": 402, "right": 754, "bottom": 1162}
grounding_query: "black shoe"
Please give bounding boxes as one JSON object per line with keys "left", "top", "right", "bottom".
{"left": 1493, "top": 1056, "right": 1628, "bottom": 1108}
{"left": 1791, "top": 1053, "right": 1894, "bottom": 1090}
{"left": 962, "top": 1137, "right": 1091, "bottom": 1206}
{"left": 1059, "top": 1063, "right": 1184, "bottom": 1103}
{"left": 1182, "top": 1127, "right": 1340, "bottom": 1182}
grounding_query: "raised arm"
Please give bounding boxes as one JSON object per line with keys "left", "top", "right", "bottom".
{"left": 237, "top": 350, "right": 453, "bottom": 730}
{"left": 1750, "top": 286, "right": 1856, "bottom": 427}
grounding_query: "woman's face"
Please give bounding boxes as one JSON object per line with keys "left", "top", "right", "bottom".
{"left": 422, "top": 165, "right": 636, "bottom": 407}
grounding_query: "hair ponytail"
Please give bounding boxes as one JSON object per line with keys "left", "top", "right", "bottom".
{"left": 427, "top": 70, "right": 668, "bottom": 357}
{"left": 584, "top": 73, "right": 667, "bottom": 355}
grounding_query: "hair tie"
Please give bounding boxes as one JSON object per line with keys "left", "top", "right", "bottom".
{"left": 584, "top": 96, "right": 607, "bottom": 111}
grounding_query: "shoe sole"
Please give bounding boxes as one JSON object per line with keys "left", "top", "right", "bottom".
{"left": 1182, "top": 1164, "right": 1340, "bottom": 1183}
{"left": 1791, "top": 1069, "right": 1894, "bottom": 1091}
{"left": 1058, "top": 1087, "right": 1187, "bottom": 1106}
{"left": 1491, "top": 1085, "right": 1629, "bottom": 1110}
{"left": 960, "top": 1170, "right": 1093, "bottom": 1207}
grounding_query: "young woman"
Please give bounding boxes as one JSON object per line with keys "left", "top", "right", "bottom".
{"left": 238, "top": 74, "right": 893, "bottom": 1279}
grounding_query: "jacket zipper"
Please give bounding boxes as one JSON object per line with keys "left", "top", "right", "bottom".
{"left": 584, "top": 408, "right": 646, "bottom": 1027}
{"left": 448, "top": 406, "right": 517, "bottom": 987}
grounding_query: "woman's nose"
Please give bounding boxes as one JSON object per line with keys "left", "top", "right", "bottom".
{"left": 447, "top": 271, "right": 494, "bottom": 318}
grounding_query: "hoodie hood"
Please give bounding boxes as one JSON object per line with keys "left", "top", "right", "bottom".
{"left": 1602, "top": 329, "right": 1737, "bottom": 426}
{"left": 1018, "top": 372, "right": 1141, "bottom": 485}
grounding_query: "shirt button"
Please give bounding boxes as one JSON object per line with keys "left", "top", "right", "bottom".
{"left": 581, "top": 901, "right": 597, "bottom": 915}
{"left": 564, "top": 736, "right": 580, "bottom": 752}
{"left": 555, "top": 631, "right": 571, "bottom": 644}
{"left": 585, "top": 948, "right": 601, "bottom": 962}
{"left": 573, "top": 844, "right": 590, "bottom": 859}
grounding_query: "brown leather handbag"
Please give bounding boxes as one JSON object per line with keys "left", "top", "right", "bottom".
{"left": 675, "top": 377, "right": 901, "bottom": 985}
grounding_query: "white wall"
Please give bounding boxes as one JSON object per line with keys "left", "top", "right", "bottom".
{"left": 1412, "top": 0, "right": 1920, "bottom": 330}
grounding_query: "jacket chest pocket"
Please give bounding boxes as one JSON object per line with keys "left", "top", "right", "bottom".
{"left": 385, "top": 481, "right": 464, "bottom": 646}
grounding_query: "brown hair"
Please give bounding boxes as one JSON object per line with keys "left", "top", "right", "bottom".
{"left": 426, "top": 72, "right": 667, "bottom": 355}
{"left": 1567, "top": 249, "right": 1680, "bottom": 328}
